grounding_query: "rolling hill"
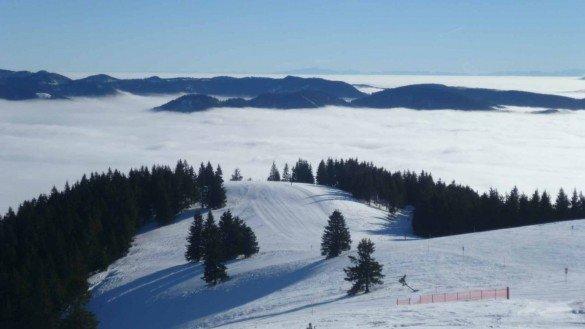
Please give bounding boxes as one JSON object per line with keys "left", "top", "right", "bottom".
{"left": 89, "top": 181, "right": 585, "bottom": 328}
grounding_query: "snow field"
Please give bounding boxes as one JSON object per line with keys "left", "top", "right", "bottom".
{"left": 89, "top": 181, "right": 585, "bottom": 328}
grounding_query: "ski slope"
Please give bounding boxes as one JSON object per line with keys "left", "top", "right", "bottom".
{"left": 89, "top": 181, "right": 585, "bottom": 328}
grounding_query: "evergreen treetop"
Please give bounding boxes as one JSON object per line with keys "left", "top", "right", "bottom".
{"left": 268, "top": 162, "right": 281, "bottom": 181}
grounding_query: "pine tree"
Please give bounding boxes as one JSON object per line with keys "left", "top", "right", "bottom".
{"left": 202, "top": 212, "right": 228, "bottom": 285}
{"left": 267, "top": 162, "right": 281, "bottom": 181}
{"left": 282, "top": 163, "right": 291, "bottom": 182}
{"left": 207, "top": 165, "right": 227, "bottom": 209}
{"left": 570, "top": 189, "right": 580, "bottom": 218}
{"left": 555, "top": 188, "right": 570, "bottom": 219}
{"left": 185, "top": 213, "right": 204, "bottom": 262}
{"left": 241, "top": 225, "right": 259, "bottom": 258}
{"left": 230, "top": 168, "right": 243, "bottom": 181}
{"left": 321, "top": 210, "right": 351, "bottom": 258}
{"left": 291, "top": 159, "right": 314, "bottom": 184}
{"left": 219, "top": 210, "right": 239, "bottom": 260}
{"left": 344, "top": 238, "right": 384, "bottom": 295}
{"left": 540, "top": 191, "right": 553, "bottom": 222}
{"left": 316, "top": 160, "right": 328, "bottom": 185}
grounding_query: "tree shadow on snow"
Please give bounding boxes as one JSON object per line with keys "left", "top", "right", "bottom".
{"left": 90, "top": 259, "right": 329, "bottom": 329}
{"left": 216, "top": 294, "right": 349, "bottom": 327}
{"left": 364, "top": 208, "right": 417, "bottom": 240}
{"left": 137, "top": 207, "right": 208, "bottom": 234}
{"left": 302, "top": 190, "right": 354, "bottom": 205}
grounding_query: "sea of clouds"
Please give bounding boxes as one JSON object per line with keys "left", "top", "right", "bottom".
{"left": 1, "top": 75, "right": 584, "bottom": 212}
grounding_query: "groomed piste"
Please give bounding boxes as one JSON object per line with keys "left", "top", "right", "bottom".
{"left": 89, "top": 181, "right": 585, "bottom": 328}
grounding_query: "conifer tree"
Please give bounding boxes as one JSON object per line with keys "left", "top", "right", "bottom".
{"left": 282, "top": 163, "right": 291, "bottom": 182}
{"left": 241, "top": 225, "right": 259, "bottom": 258}
{"left": 540, "top": 191, "right": 554, "bottom": 221}
{"left": 267, "top": 162, "right": 281, "bottom": 181}
{"left": 321, "top": 210, "right": 351, "bottom": 258}
{"left": 570, "top": 189, "right": 580, "bottom": 218}
{"left": 218, "top": 210, "right": 260, "bottom": 260}
{"left": 219, "top": 210, "right": 239, "bottom": 260}
{"left": 202, "top": 212, "right": 228, "bottom": 285}
{"left": 185, "top": 213, "right": 204, "bottom": 262}
{"left": 316, "top": 160, "right": 328, "bottom": 185}
{"left": 230, "top": 168, "right": 243, "bottom": 181}
{"left": 291, "top": 159, "right": 314, "bottom": 183}
{"left": 207, "top": 165, "right": 227, "bottom": 209}
{"left": 555, "top": 188, "right": 570, "bottom": 219}
{"left": 344, "top": 238, "right": 384, "bottom": 295}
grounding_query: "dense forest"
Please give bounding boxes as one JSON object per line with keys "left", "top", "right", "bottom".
{"left": 316, "top": 158, "right": 585, "bottom": 236}
{"left": 0, "top": 160, "right": 226, "bottom": 328}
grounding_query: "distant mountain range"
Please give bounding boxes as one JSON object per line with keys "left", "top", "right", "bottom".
{"left": 2, "top": 69, "right": 584, "bottom": 111}
{"left": 0, "top": 69, "right": 364, "bottom": 100}
{"left": 154, "top": 90, "right": 348, "bottom": 112}
{"left": 155, "top": 84, "right": 585, "bottom": 112}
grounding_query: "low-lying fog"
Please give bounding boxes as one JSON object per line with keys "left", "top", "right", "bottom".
{"left": 1, "top": 76, "right": 585, "bottom": 212}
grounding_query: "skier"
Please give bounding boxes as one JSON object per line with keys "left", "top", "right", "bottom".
{"left": 399, "top": 274, "right": 418, "bottom": 292}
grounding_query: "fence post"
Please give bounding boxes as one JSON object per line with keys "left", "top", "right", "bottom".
{"left": 506, "top": 287, "right": 510, "bottom": 299}
{"left": 408, "top": 297, "right": 411, "bottom": 305}
{"left": 480, "top": 290, "right": 483, "bottom": 300}
{"left": 457, "top": 292, "right": 459, "bottom": 301}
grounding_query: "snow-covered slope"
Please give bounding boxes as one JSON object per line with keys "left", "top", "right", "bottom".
{"left": 89, "top": 182, "right": 585, "bottom": 328}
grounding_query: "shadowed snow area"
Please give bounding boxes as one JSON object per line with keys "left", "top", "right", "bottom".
{"left": 89, "top": 181, "right": 585, "bottom": 328}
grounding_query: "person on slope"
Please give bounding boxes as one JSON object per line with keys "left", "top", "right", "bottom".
{"left": 399, "top": 274, "right": 418, "bottom": 292}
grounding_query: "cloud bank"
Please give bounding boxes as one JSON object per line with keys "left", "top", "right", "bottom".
{"left": 1, "top": 76, "right": 585, "bottom": 212}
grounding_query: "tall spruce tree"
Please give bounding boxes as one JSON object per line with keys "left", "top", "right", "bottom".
{"left": 282, "top": 163, "right": 291, "bottom": 182}
{"left": 219, "top": 210, "right": 239, "bottom": 260}
{"left": 202, "top": 212, "right": 228, "bottom": 285}
{"left": 344, "top": 238, "right": 384, "bottom": 295}
{"left": 321, "top": 210, "right": 352, "bottom": 258}
{"left": 207, "top": 165, "right": 227, "bottom": 209}
{"left": 241, "top": 225, "right": 259, "bottom": 258}
{"left": 291, "top": 159, "right": 314, "bottom": 183}
{"left": 185, "top": 213, "right": 204, "bottom": 263}
{"left": 570, "top": 189, "right": 580, "bottom": 218}
{"left": 267, "top": 162, "right": 281, "bottom": 181}
{"left": 316, "top": 160, "right": 328, "bottom": 185}
{"left": 555, "top": 188, "right": 570, "bottom": 219}
{"left": 218, "top": 210, "right": 260, "bottom": 260}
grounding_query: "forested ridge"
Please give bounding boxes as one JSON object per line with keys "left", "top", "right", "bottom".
{"left": 0, "top": 160, "right": 226, "bottom": 328}
{"left": 316, "top": 158, "right": 585, "bottom": 236}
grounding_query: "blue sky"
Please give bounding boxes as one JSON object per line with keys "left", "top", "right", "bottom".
{"left": 1, "top": 1, "right": 584, "bottom": 74}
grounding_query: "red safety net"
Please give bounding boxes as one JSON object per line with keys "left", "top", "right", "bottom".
{"left": 396, "top": 287, "right": 509, "bottom": 305}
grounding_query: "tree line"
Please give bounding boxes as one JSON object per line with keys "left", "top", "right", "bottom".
{"left": 0, "top": 160, "right": 227, "bottom": 328}
{"left": 315, "top": 158, "right": 585, "bottom": 237}
{"left": 267, "top": 159, "right": 315, "bottom": 183}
